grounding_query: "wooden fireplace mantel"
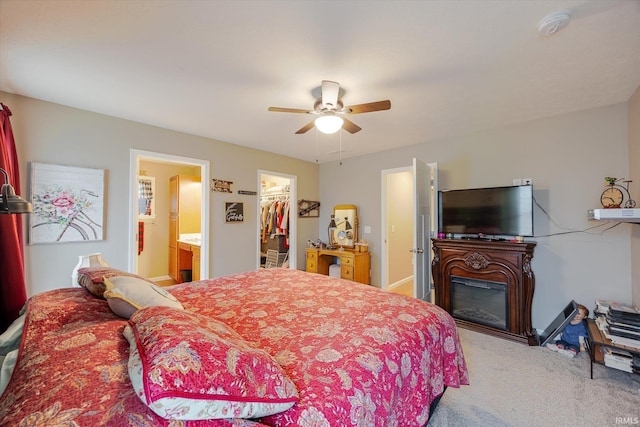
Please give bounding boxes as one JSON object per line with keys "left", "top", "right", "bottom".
{"left": 431, "top": 238, "right": 538, "bottom": 345}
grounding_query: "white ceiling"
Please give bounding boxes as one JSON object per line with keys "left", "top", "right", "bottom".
{"left": 1, "top": 0, "right": 639, "bottom": 163}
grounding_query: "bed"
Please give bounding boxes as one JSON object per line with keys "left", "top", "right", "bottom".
{"left": 0, "top": 266, "right": 468, "bottom": 426}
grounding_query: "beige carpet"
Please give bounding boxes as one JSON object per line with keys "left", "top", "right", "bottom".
{"left": 428, "top": 327, "right": 640, "bottom": 427}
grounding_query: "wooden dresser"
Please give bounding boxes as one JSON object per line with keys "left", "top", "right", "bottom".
{"left": 306, "top": 248, "right": 370, "bottom": 284}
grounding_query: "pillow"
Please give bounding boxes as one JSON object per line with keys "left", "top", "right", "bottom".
{"left": 103, "top": 276, "right": 183, "bottom": 319}
{"left": 124, "top": 306, "right": 298, "bottom": 420}
{"left": 0, "top": 349, "right": 19, "bottom": 397}
{"left": 0, "top": 313, "right": 25, "bottom": 356}
{"left": 77, "top": 267, "right": 153, "bottom": 298}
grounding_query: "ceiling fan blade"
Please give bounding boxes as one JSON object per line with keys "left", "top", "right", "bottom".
{"left": 346, "top": 100, "right": 391, "bottom": 114}
{"left": 342, "top": 118, "right": 362, "bottom": 134}
{"left": 321, "top": 80, "right": 340, "bottom": 110}
{"left": 295, "top": 121, "right": 316, "bottom": 134}
{"left": 268, "top": 107, "right": 311, "bottom": 114}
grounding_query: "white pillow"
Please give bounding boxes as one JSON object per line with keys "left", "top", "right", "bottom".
{"left": 0, "top": 349, "right": 19, "bottom": 396}
{"left": 103, "top": 276, "right": 183, "bottom": 319}
{"left": 0, "top": 313, "right": 25, "bottom": 356}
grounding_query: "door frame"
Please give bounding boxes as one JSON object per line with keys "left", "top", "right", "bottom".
{"left": 256, "top": 170, "right": 297, "bottom": 270}
{"left": 128, "top": 149, "right": 211, "bottom": 278}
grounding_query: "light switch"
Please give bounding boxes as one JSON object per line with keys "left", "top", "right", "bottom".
{"left": 364, "top": 226, "right": 371, "bottom": 234}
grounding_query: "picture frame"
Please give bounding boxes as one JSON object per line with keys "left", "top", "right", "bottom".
{"left": 298, "top": 199, "right": 320, "bottom": 218}
{"left": 29, "top": 162, "right": 105, "bottom": 244}
{"left": 212, "top": 179, "right": 233, "bottom": 193}
{"left": 225, "top": 202, "right": 244, "bottom": 223}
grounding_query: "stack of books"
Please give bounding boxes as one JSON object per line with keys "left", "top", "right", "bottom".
{"left": 594, "top": 299, "right": 640, "bottom": 351}
{"left": 593, "top": 299, "right": 640, "bottom": 373}
{"left": 603, "top": 348, "right": 637, "bottom": 373}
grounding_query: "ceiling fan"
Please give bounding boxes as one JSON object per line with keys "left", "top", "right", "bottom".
{"left": 268, "top": 80, "right": 391, "bottom": 135}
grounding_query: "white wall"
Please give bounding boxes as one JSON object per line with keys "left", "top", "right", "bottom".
{"left": 2, "top": 92, "right": 319, "bottom": 296}
{"left": 320, "top": 102, "right": 633, "bottom": 330}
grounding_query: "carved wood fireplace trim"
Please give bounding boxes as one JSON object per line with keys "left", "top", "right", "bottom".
{"left": 431, "top": 238, "right": 538, "bottom": 345}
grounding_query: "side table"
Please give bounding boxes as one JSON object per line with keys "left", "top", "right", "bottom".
{"left": 586, "top": 318, "right": 639, "bottom": 379}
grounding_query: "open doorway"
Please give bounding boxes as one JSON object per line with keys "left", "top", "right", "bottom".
{"left": 256, "top": 170, "right": 297, "bottom": 270}
{"left": 381, "top": 161, "right": 437, "bottom": 300}
{"left": 381, "top": 167, "right": 414, "bottom": 296}
{"left": 128, "top": 150, "right": 210, "bottom": 282}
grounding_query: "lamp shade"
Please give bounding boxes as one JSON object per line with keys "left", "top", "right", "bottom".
{"left": 0, "top": 169, "right": 31, "bottom": 214}
{"left": 327, "top": 214, "right": 337, "bottom": 247}
{"left": 315, "top": 115, "right": 344, "bottom": 134}
{"left": 0, "top": 184, "right": 31, "bottom": 214}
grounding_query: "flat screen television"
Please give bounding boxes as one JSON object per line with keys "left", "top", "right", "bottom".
{"left": 438, "top": 185, "right": 534, "bottom": 237}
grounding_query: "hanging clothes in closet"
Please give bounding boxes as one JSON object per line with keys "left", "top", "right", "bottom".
{"left": 260, "top": 195, "right": 290, "bottom": 248}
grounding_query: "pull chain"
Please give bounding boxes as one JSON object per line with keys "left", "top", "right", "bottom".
{"left": 315, "top": 128, "right": 319, "bottom": 163}
{"left": 339, "top": 129, "right": 343, "bottom": 166}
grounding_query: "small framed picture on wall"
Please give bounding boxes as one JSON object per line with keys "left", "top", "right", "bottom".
{"left": 225, "top": 202, "right": 244, "bottom": 223}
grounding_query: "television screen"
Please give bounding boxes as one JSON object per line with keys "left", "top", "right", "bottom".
{"left": 438, "top": 185, "right": 533, "bottom": 237}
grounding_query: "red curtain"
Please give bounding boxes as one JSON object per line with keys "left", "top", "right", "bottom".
{"left": 0, "top": 103, "right": 27, "bottom": 332}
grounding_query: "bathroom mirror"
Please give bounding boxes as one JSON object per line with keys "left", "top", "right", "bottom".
{"left": 329, "top": 204, "right": 358, "bottom": 248}
{"left": 138, "top": 176, "right": 156, "bottom": 220}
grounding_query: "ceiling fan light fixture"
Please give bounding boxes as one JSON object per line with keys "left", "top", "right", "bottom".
{"left": 268, "top": 80, "right": 390, "bottom": 135}
{"left": 315, "top": 115, "right": 344, "bottom": 134}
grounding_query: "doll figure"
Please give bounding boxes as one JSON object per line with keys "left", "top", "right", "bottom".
{"left": 546, "top": 303, "right": 589, "bottom": 358}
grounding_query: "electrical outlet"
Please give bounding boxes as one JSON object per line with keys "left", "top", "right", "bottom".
{"left": 523, "top": 178, "right": 533, "bottom": 185}
{"left": 364, "top": 226, "right": 371, "bottom": 234}
{"left": 513, "top": 178, "right": 522, "bottom": 186}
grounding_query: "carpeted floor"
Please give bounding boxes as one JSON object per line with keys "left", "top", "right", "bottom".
{"left": 428, "top": 327, "right": 640, "bottom": 427}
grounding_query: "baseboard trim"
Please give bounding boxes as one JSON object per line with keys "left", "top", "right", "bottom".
{"left": 388, "top": 275, "right": 413, "bottom": 290}
{"left": 149, "top": 275, "right": 171, "bottom": 282}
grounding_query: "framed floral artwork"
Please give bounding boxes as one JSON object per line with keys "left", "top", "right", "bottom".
{"left": 29, "top": 162, "right": 105, "bottom": 244}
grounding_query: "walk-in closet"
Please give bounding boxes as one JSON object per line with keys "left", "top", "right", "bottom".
{"left": 259, "top": 173, "right": 292, "bottom": 268}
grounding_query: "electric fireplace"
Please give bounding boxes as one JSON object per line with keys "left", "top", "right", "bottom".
{"left": 451, "top": 275, "right": 507, "bottom": 330}
{"left": 431, "top": 238, "right": 537, "bottom": 345}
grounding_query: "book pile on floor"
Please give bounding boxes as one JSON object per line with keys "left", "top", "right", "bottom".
{"left": 602, "top": 348, "right": 640, "bottom": 373}
{"left": 594, "top": 299, "right": 640, "bottom": 373}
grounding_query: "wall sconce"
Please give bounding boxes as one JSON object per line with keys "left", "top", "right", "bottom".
{"left": 0, "top": 168, "right": 31, "bottom": 214}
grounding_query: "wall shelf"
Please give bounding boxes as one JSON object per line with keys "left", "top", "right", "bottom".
{"left": 588, "top": 208, "right": 640, "bottom": 223}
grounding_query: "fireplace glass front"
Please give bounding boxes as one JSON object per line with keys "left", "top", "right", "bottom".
{"left": 451, "top": 275, "right": 508, "bottom": 330}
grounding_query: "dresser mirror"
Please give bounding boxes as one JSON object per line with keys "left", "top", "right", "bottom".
{"left": 330, "top": 204, "right": 358, "bottom": 248}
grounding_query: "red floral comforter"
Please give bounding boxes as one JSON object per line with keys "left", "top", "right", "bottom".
{"left": 0, "top": 268, "right": 468, "bottom": 426}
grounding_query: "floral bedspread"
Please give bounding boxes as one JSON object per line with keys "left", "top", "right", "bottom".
{"left": 0, "top": 268, "right": 468, "bottom": 426}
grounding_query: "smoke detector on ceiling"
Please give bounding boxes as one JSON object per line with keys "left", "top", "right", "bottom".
{"left": 537, "top": 10, "right": 571, "bottom": 36}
